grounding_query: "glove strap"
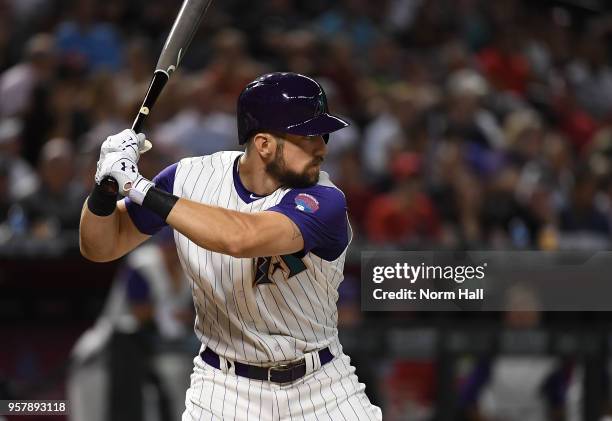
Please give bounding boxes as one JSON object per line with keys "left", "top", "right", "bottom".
{"left": 141, "top": 187, "right": 179, "bottom": 221}
{"left": 87, "top": 183, "right": 118, "bottom": 216}
{"left": 127, "top": 176, "right": 154, "bottom": 205}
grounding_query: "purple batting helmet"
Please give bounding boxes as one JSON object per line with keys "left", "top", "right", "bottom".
{"left": 237, "top": 72, "right": 349, "bottom": 145}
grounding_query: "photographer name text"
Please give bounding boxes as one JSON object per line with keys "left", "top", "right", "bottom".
{"left": 373, "top": 288, "right": 484, "bottom": 300}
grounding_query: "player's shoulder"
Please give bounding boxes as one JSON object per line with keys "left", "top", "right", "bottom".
{"left": 176, "top": 150, "right": 241, "bottom": 171}
{"left": 316, "top": 171, "right": 345, "bottom": 195}
{"left": 284, "top": 171, "right": 346, "bottom": 211}
{"left": 296, "top": 171, "right": 345, "bottom": 198}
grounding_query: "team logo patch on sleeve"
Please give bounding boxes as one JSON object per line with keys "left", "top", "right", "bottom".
{"left": 294, "top": 193, "right": 319, "bottom": 213}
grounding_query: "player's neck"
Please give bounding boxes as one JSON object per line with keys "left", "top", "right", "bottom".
{"left": 238, "top": 153, "right": 281, "bottom": 196}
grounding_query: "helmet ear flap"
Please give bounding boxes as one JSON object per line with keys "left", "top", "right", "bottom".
{"left": 323, "top": 134, "right": 329, "bottom": 143}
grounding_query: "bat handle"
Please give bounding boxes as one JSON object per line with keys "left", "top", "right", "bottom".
{"left": 99, "top": 71, "right": 170, "bottom": 196}
{"left": 132, "top": 70, "right": 169, "bottom": 133}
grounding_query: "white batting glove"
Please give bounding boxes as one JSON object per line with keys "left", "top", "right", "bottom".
{"left": 95, "top": 152, "right": 154, "bottom": 200}
{"left": 99, "top": 129, "right": 152, "bottom": 164}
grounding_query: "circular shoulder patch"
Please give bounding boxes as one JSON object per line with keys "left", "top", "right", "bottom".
{"left": 294, "top": 193, "right": 320, "bottom": 213}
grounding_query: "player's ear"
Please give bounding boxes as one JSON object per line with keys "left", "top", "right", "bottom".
{"left": 252, "top": 132, "right": 276, "bottom": 160}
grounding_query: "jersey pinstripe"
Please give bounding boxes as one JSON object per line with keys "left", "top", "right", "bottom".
{"left": 172, "top": 151, "right": 349, "bottom": 364}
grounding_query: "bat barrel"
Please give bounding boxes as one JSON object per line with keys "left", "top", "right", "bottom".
{"left": 156, "top": 0, "right": 213, "bottom": 74}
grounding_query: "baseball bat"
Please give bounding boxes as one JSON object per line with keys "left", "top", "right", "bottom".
{"left": 100, "top": 0, "right": 214, "bottom": 195}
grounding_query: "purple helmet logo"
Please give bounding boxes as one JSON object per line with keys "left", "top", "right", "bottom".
{"left": 237, "top": 72, "right": 349, "bottom": 145}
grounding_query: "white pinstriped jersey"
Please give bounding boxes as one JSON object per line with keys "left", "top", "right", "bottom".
{"left": 126, "top": 150, "right": 351, "bottom": 364}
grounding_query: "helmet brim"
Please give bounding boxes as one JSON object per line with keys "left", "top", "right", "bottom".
{"left": 283, "top": 113, "right": 349, "bottom": 138}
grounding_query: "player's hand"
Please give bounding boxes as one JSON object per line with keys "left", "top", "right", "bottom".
{"left": 95, "top": 152, "right": 153, "bottom": 199}
{"left": 99, "top": 129, "right": 151, "bottom": 164}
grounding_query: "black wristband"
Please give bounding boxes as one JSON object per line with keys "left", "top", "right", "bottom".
{"left": 87, "top": 183, "right": 118, "bottom": 216}
{"left": 142, "top": 187, "right": 179, "bottom": 220}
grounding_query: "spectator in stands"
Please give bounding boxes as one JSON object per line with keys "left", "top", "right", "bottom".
{"left": 365, "top": 152, "right": 441, "bottom": 246}
{"left": 79, "top": 72, "right": 130, "bottom": 156}
{"left": 18, "top": 137, "right": 85, "bottom": 238}
{"left": 0, "top": 33, "right": 55, "bottom": 118}
{"left": 553, "top": 80, "right": 599, "bottom": 154}
{"left": 113, "top": 37, "right": 155, "bottom": 117}
{"left": 430, "top": 140, "right": 485, "bottom": 247}
{"left": 235, "top": 0, "right": 306, "bottom": 61}
{"left": 559, "top": 167, "right": 611, "bottom": 249}
{"left": 334, "top": 150, "right": 375, "bottom": 237}
{"left": 200, "top": 28, "right": 265, "bottom": 113}
{"left": 0, "top": 118, "right": 38, "bottom": 201}
{"left": 567, "top": 27, "right": 612, "bottom": 120}
{"left": 277, "top": 29, "right": 319, "bottom": 76}
{"left": 443, "top": 69, "right": 504, "bottom": 151}
{"left": 153, "top": 75, "right": 239, "bottom": 158}
{"left": 317, "top": 78, "right": 360, "bottom": 180}
{"left": 481, "top": 165, "right": 542, "bottom": 248}
{"left": 503, "top": 109, "right": 544, "bottom": 166}
{"left": 55, "top": 0, "right": 122, "bottom": 74}
{"left": 477, "top": 26, "right": 532, "bottom": 96}
{"left": 319, "top": 36, "right": 363, "bottom": 115}
{"left": 363, "top": 82, "right": 437, "bottom": 179}
{"left": 315, "top": 0, "right": 380, "bottom": 53}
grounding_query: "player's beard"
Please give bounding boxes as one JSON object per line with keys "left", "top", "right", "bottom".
{"left": 266, "top": 142, "right": 321, "bottom": 188}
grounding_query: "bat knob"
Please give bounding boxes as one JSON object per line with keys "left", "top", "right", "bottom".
{"left": 100, "top": 176, "right": 119, "bottom": 196}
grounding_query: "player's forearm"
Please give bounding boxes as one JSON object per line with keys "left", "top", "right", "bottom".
{"left": 166, "top": 198, "right": 259, "bottom": 257}
{"left": 79, "top": 196, "right": 148, "bottom": 262}
{"left": 132, "top": 185, "right": 302, "bottom": 257}
{"left": 79, "top": 200, "right": 123, "bottom": 262}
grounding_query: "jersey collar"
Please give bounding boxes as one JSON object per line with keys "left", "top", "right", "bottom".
{"left": 233, "top": 154, "right": 270, "bottom": 204}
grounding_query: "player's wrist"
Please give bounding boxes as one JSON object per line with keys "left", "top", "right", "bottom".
{"left": 126, "top": 175, "right": 155, "bottom": 205}
{"left": 124, "top": 173, "right": 179, "bottom": 220}
{"left": 140, "top": 187, "right": 179, "bottom": 220}
{"left": 87, "top": 183, "right": 118, "bottom": 216}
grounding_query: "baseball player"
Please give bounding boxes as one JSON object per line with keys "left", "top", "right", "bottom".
{"left": 80, "top": 72, "right": 382, "bottom": 420}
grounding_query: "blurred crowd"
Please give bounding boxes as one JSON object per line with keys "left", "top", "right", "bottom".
{"left": 2, "top": 0, "right": 612, "bottom": 252}
{"left": 3, "top": 1, "right": 612, "bottom": 419}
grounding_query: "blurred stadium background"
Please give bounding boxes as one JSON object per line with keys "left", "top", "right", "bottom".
{"left": 2, "top": 0, "right": 612, "bottom": 419}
